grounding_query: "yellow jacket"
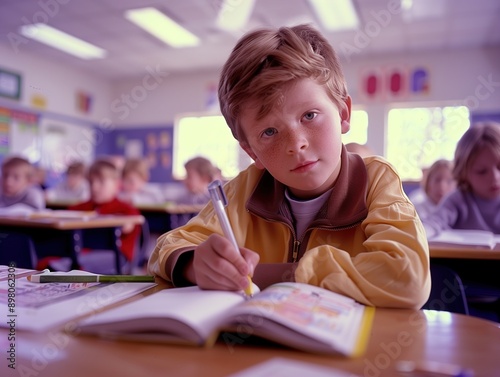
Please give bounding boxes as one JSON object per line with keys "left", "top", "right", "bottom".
{"left": 149, "top": 151, "right": 430, "bottom": 309}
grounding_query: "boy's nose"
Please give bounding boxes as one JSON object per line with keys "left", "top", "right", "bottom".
{"left": 286, "top": 130, "right": 309, "bottom": 154}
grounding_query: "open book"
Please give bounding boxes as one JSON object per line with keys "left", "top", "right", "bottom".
{"left": 428, "top": 229, "right": 500, "bottom": 249}
{"left": 76, "top": 282, "right": 374, "bottom": 356}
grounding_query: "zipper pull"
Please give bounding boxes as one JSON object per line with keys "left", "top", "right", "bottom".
{"left": 292, "top": 240, "right": 300, "bottom": 262}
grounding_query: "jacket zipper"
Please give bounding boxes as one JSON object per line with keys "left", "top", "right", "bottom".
{"left": 292, "top": 240, "right": 300, "bottom": 263}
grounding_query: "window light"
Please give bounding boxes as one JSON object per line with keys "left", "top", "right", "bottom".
{"left": 19, "top": 23, "right": 106, "bottom": 60}
{"left": 308, "top": 0, "right": 360, "bottom": 31}
{"left": 125, "top": 7, "right": 200, "bottom": 48}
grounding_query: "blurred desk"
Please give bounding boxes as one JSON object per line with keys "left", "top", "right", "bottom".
{"left": 0, "top": 212, "right": 144, "bottom": 272}
{"left": 136, "top": 203, "right": 204, "bottom": 234}
{"left": 2, "top": 302, "right": 499, "bottom": 376}
{"left": 429, "top": 244, "right": 500, "bottom": 260}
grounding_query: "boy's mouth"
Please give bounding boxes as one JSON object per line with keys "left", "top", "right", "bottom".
{"left": 291, "top": 160, "right": 317, "bottom": 172}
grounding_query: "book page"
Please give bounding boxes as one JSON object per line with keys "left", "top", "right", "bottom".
{"left": 225, "top": 282, "right": 368, "bottom": 355}
{"left": 77, "top": 286, "right": 250, "bottom": 344}
{"left": 229, "top": 357, "right": 361, "bottom": 377}
{"left": 428, "top": 229, "right": 496, "bottom": 249}
{"left": 0, "top": 270, "right": 156, "bottom": 332}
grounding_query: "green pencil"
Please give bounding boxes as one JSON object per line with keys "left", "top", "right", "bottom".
{"left": 27, "top": 274, "right": 155, "bottom": 283}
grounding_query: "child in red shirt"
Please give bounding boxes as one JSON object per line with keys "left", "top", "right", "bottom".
{"left": 70, "top": 159, "right": 140, "bottom": 262}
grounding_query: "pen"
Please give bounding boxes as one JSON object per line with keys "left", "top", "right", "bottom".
{"left": 208, "top": 180, "right": 253, "bottom": 297}
{"left": 27, "top": 274, "right": 156, "bottom": 283}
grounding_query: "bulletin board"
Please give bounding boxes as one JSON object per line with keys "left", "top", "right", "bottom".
{"left": 0, "top": 106, "right": 39, "bottom": 163}
{"left": 111, "top": 126, "right": 174, "bottom": 182}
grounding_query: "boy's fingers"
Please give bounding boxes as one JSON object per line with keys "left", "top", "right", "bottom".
{"left": 241, "top": 248, "right": 260, "bottom": 276}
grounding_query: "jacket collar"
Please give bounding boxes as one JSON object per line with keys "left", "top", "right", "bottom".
{"left": 246, "top": 145, "right": 369, "bottom": 228}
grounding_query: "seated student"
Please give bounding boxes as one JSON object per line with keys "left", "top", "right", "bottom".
{"left": 423, "top": 122, "right": 500, "bottom": 237}
{"left": 148, "top": 24, "right": 430, "bottom": 309}
{"left": 69, "top": 159, "right": 141, "bottom": 267}
{"left": 409, "top": 159, "right": 455, "bottom": 220}
{"left": 119, "top": 158, "right": 163, "bottom": 205}
{"left": 176, "top": 156, "right": 219, "bottom": 205}
{"left": 0, "top": 156, "right": 45, "bottom": 212}
{"left": 45, "top": 161, "right": 90, "bottom": 203}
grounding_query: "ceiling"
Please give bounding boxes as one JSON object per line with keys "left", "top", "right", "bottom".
{"left": 1, "top": 0, "right": 499, "bottom": 81}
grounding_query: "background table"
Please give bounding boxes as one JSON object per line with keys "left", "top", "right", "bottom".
{"left": 0, "top": 213, "right": 144, "bottom": 273}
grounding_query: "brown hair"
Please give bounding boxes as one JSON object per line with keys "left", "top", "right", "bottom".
{"left": 218, "top": 24, "right": 348, "bottom": 141}
{"left": 184, "top": 156, "right": 218, "bottom": 182}
{"left": 422, "top": 159, "right": 453, "bottom": 195}
{"left": 122, "top": 159, "right": 150, "bottom": 181}
{"left": 88, "top": 159, "right": 119, "bottom": 180}
{"left": 66, "top": 161, "right": 86, "bottom": 176}
{"left": 453, "top": 122, "right": 500, "bottom": 191}
{"left": 1, "top": 156, "right": 33, "bottom": 178}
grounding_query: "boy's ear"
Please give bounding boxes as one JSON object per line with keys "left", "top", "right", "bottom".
{"left": 340, "top": 96, "right": 352, "bottom": 134}
{"left": 239, "top": 141, "right": 265, "bottom": 170}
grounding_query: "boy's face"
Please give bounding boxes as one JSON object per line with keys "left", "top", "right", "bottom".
{"left": 89, "top": 174, "right": 120, "bottom": 204}
{"left": 67, "top": 173, "right": 84, "bottom": 190}
{"left": 427, "top": 167, "right": 455, "bottom": 205}
{"left": 122, "top": 172, "right": 145, "bottom": 194}
{"left": 1, "top": 166, "right": 31, "bottom": 197}
{"left": 184, "top": 168, "right": 209, "bottom": 195}
{"left": 239, "top": 78, "right": 351, "bottom": 199}
{"left": 466, "top": 147, "right": 500, "bottom": 200}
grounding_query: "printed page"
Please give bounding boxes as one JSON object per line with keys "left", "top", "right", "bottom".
{"left": 77, "top": 286, "right": 250, "bottom": 343}
{"left": 0, "top": 270, "right": 156, "bottom": 332}
{"left": 0, "top": 265, "right": 41, "bottom": 281}
{"left": 229, "top": 357, "right": 361, "bottom": 377}
{"left": 428, "top": 229, "right": 496, "bottom": 249}
{"left": 225, "top": 282, "right": 368, "bottom": 355}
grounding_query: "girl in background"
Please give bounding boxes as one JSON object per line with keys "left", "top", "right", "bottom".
{"left": 423, "top": 122, "right": 500, "bottom": 237}
{"left": 409, "top": 159, "right": 455, "bottom": 220}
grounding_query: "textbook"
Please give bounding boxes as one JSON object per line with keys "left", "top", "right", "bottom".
{"left": 76, "top": 282, "right": 374, "bottom": 356}
{"left": 428, "top": 229, "right": 500, "bottom": 249}
{"left": 0, "top": 268, "right": 157, "bottom": 332}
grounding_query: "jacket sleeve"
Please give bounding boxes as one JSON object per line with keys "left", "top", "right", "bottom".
{"left": 294, "top": 160, "right": 431, "bottom": 309}
{"left": 147, "top": 204, "right": 219, "bottom": 282}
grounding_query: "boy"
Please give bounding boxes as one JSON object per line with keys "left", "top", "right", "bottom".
{"left": 46, "top": 161, "right": 90, "bottom": 203}
{"left": 70, "top": 159, "right": 140, "bottom": 262}
{"left": 148, "top": 25, "right": 430, "bottom": 309}
{"left": 119, "top": 158, "right": 163, "bottom": 205}
{"left": 176, "top": 156, "right": 219, "bottom": 205}
{"left": 0, "top": 156, "right": 45, "bottom": 210}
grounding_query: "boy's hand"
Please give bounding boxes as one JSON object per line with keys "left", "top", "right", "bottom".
{"left": 189, "top": 234, "right": 259, "bottom": 291}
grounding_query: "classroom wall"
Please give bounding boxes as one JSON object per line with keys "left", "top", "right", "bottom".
{"left": 110, "top": 46, "right": 500, "bottom": 156}
{"left": 1, "top": 42, "right": 499, "bottom": 181}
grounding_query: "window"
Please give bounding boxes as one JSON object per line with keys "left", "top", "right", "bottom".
{"left": 173, "top": 114, "right": 252, "bottom": 180}
{"left": 342, "top": 110, "right": 368, "bottom": 144}
{"left": 386, "top": 106, "right": 470, "bottom": 181}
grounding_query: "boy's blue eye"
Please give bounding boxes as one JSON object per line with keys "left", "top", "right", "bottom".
{"left": 262, "top": 128, "right": 277, "bottom": 137}
{"left": 303, "top": 112, "right": 317, "bottom": 121}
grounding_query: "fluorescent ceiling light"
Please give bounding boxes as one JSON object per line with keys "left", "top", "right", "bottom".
{"left": 125, "top": 7, "right": 200, "bottom": 48}
{"left": 309, "top": 0, "right": 360, "bottom": 31}
{"left": 19, "top": 23, "right": 106, "bottom": 60}
{"left": 216, "top": 0, "right": 256, "bottom": 31}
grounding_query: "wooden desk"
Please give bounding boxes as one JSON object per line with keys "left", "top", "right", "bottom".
{"left": 430, "top": 244, "right": 500, "bottom": 260}
{"left": 0, "top": 213, "right": 144, "bottom": 272}
{"left": 2, "top": 303, "right": 499, "bottom": 376}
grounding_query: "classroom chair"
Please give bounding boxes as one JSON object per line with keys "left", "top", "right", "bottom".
{"left": 0, "top": 231, "right": 38, "bottom": 269}
{"left": 422, "top": 264, "right": 469, "bottom": 315}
